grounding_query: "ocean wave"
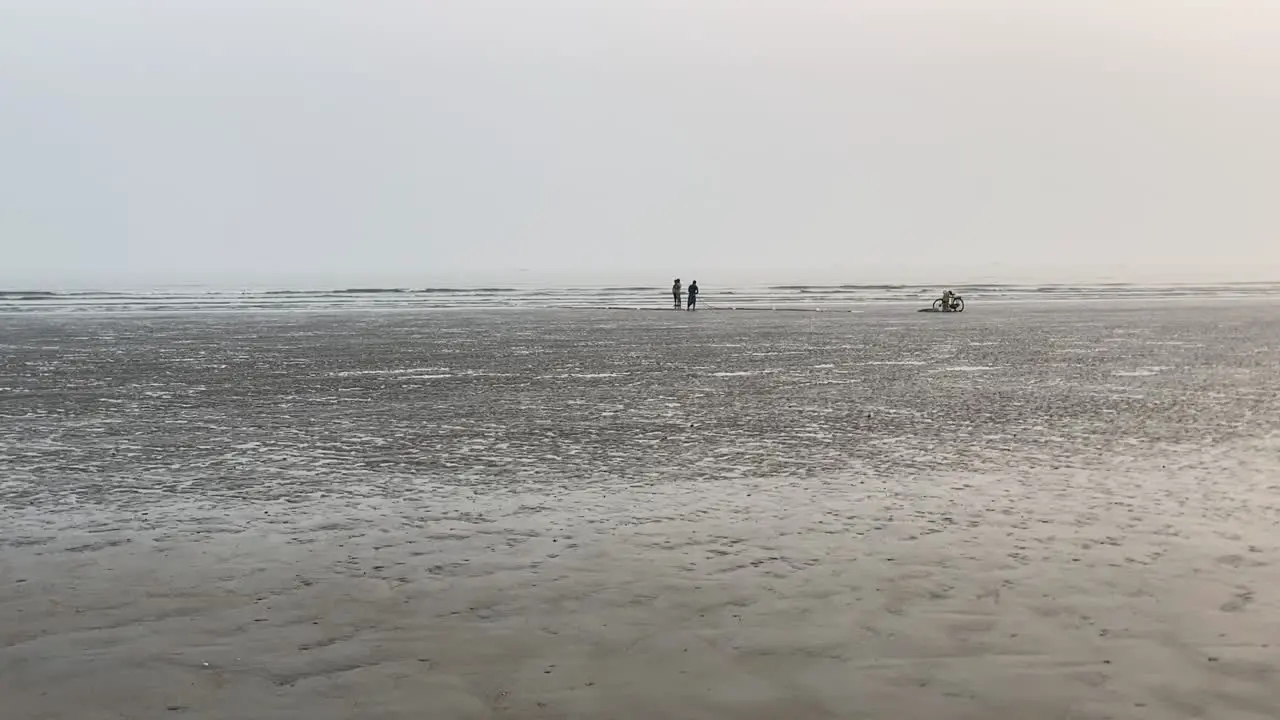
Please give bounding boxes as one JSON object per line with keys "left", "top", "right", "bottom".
{"left": 334, "top": 288, "right": 410, "bottom": 295}
{"left": 0, "top": 291, "right": 60, "bottom": 299}
{"left": 418, "top": 287, "right": 519, "bottom": 294}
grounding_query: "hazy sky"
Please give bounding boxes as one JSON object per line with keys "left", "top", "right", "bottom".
{"left": 2, "top": 1, "right": 1278, "bottom": 285}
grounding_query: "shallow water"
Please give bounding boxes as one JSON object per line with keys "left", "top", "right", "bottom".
{"left": 2, "top": 302, "right": 1277, "bottom": 505}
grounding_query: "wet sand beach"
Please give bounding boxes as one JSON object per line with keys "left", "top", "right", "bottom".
{"left": 2, "top": 301, "right": 1279, "bottom": 719}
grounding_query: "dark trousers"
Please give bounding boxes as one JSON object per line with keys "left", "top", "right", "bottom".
{"left": 687, "top": 295, "right": 697, "bottom": 310}
{"left": 673, "top": 292, "right": 681, "bottom": 308}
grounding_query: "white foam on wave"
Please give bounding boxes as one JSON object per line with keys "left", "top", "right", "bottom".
{"left": 711, "top": 369, "right": 780, "bottom": 377}
{"left": 1111, "top": 363, "right": 1172, "bottom": 376}
{"left": 540, "top": 372, "right": 627, "bottom": 379}
{"left": 330, "top": 367, "right": 450, "bottom": 377}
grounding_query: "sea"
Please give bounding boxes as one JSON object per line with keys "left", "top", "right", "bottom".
{"left": 3, "top": 280, "right": 1280, "bottom": 314}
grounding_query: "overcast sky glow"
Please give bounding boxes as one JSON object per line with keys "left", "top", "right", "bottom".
{"left": 2, "top": 1, "right": 1278, "bottom": 286}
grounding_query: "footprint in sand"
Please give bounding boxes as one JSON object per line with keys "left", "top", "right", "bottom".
{"left": 1220, "top": 589, "right": 1255, "bottom": 613}
{"left": 1216, "top": 554, "right": 1267, "bottom": 569}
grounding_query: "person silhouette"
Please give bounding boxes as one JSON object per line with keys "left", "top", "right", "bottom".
{"left": 672, "top": 279, "right": 682, "bottom": 309}
{"left": 687, "top": 281, "right": 699, "bottom": 310}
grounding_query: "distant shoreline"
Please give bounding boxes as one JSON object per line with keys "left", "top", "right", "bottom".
{"left": 2, "top": 281, "right": 1279, "bottom": 315}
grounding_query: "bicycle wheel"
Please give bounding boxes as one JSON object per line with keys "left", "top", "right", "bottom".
{"left": 932, "top": 299, "right": 944, "bottom": 311}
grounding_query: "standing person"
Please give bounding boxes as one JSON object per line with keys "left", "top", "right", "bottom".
{"left": 672, "top": 278, "right": 682, "bottom": 309}
{"left": 687, "top": 281, "right": 699, "bottom": 311}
